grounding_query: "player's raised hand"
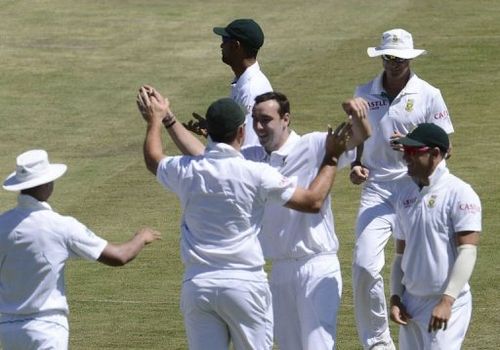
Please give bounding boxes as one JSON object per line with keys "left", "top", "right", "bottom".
{"left": 341, "top": 97, "right": 371, "bottom": 150}
{"left": 183, "top": 112, "right": 208, "bottom": 138}
{"left": 325, "top": 121, "right": 352, "bottom": 160}
{"left": 137, "top": 85, "right": 172, "bottom": 124}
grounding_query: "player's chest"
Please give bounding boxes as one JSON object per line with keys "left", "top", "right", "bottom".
{"left": 398, "top": 190, "right": 452, "bottom": 236}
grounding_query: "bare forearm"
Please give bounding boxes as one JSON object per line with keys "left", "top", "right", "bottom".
{"left": 167, "top": 121, "right": 205, "bottom": 156}
{"left": 143, "top": 122, "right": 165, "bottom": 175}
{"left": 98, "top": 235, "right": 148, "bottom": 266}
{"left": 285, "top": 156, "right": 337, "bottom": 213}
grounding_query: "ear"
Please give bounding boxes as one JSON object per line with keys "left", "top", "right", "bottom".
{"left": 282, "top": 112, "right": 291, "bottom": 127}
{"left": 430, "top": 147, "right": 442, "bottom": 158}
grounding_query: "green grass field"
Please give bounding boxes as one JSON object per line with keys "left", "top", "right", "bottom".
{"left": 0, "top": 0, "right": 499, "bottom": 349}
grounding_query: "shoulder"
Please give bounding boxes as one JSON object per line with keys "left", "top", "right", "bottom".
{"left": 355, "top": 76, "right": 378, "bottom": 96}
{"left": 241, "top": 145, "right": 267, "bottom": 162}
{"left": 411, "top": 74, "right": 442, "bottom": 95}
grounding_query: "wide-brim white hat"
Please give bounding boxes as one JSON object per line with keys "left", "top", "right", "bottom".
{"left": 3, "top": 149, "right": 67, "bottom": 191}
{"left": 367, "top": 28, "right": 427, "bottom": 59}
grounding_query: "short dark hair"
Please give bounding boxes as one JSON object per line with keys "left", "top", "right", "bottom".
{"left": 254, "top": 91, "right": 290, "bottom": 117}
{"left": 210, "top": 129, "right": 240, "bottom": 143}
{"left": 241, "top": 43, "right": 259, "bottom": 58}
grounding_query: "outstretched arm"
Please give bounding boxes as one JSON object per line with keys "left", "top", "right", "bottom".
{"left": 98, "top": 227, "right": 161, "bottom": 266}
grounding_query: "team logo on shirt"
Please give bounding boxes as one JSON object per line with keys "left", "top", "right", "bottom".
{"left": 405, "top": 99, "right": 414, "bottom": 112}
{"left": 403, "top": 196, "right": 417, "bottom": 208}
{"left": 427, "top": 195, "right": 437, "bottom": 208}
{"left": 458, "top": 202, "right": 481, "bottom": 214}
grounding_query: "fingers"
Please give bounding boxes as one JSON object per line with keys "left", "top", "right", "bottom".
{"left": 428, "top": 316, "right": 447, "bottom": 332}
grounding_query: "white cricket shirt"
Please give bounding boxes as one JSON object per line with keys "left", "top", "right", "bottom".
{"left": 230, "top": 61, "right": 273, "bottom": 147}
{"left": 0, "top": 195, "right": 108, "bottom": 316}
{"left": 242, "top": 131, "right": 353, "bottom": 260}
{"left": 156, "top": 140, "right": 296, "bottom": 281}
{"left": 355, "top": 72, "right": 454, "bottom": 182}
{"left": 393, "top": 162, "right": 482, "bottom": 297}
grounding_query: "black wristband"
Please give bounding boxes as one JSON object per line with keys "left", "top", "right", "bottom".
{"left": 351, "top": 160, "right": 362, "bottom": 169}
{"left": 164, "top": 119, "right": 177, "bottom": 129}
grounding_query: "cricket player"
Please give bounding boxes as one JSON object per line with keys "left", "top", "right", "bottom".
{"left": 188, "top": 18, "right": 272, "bottom": 147}
{"left": 0, "top": 149, "right": 161, "bottom": 350}
{"left": 148, "top": 89, "right": 370, "bottom": 349}
{"left": 136, "top": 86, "right": 351, "bottom": 350}
{"left": 389, "top": 123, "right": 481, "bottom": 349}
{"left": 350, "top": 28, "right": 454, "bottom": 349}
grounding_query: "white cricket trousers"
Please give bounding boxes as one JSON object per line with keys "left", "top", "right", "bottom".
{"left": 0, "top": 312, "right": 69, "bottom": 350}
{"left": 353, "top": 181, "right": 399, "bottom": 349}
{"left": 270, "top": 252, "right": 342, "bottom": 350}
{"left": 399, "top": 291, "right": 472, "bottom": 349}
{"left": 181, "top": 278, "right": 273, "bottom": 350}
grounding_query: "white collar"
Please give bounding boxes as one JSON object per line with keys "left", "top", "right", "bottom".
{"left": 371, "top": 71, "right": 420, "bottom": 97}
{"left": 205, "top": 138, "right": 244, "bottom": 159}
{"left": 271, "top": 130, "right": 300, "bottom": 158}
{"left": 232, "top": 61, "right": 261, "bottom": 86}
{"left": 418, "top": 160, "right": 449, "bottom": 195}
{"left": 17, "top": 194, "right": 52, "bottom": 211}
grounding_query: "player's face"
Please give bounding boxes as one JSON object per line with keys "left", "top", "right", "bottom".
{"left": 382, "top": 55, "right": 411, "bottom": 81}
{"left": 220, "top": 36, "right": 234, "bottom": 65}
{"left": 403, "top": 146, "right": 434, "bottom": 180}
{"left": 252, "top": 99, "right": 290, "bottom": 153}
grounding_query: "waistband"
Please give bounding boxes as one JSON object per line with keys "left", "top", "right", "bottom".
{"left": 271, "top": 251, "right": 338, "bottom": 265}
{"left": 0, "top": 310, "right": 68, "bottom": 329}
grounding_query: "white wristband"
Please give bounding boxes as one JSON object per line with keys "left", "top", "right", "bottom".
{"left": 390, "top": 254, "right": 404, "bottom": 298}
{"left": 443, "top": 244, "right": 477, "bottom": 299}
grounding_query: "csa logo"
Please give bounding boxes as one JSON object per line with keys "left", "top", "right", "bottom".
{"left": 427, "top": 195, "right": 437, "bottom": 208}
{"left": 405, "top": 99, "right": 414, "bottom": 112}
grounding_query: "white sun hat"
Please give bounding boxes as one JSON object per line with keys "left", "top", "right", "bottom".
{"left": 3, "top": 150, "right": 67, "bottom": 191}
{"left": 367, "top": 28, "right": 427, "bottom": 59}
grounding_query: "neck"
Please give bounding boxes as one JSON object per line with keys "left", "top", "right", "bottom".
{"left": 382, "top": 71, "right": 410, "bottom": 96}
{"left": 231, "top": 58, "right": 256, "bottom": 79}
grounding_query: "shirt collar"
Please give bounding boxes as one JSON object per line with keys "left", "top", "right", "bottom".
{"left": 204, "top": 138, "right": 244, "bottom": 159}
{"left": 418, "top": 160, "right": 449, "bottom": 194}
{"left": 17, "top": 194, "right": 52, "bottom": 211}
{"left": 272, "top": 130, "right": 300, "bottom": 157}
{"left": 371, "top": 71, "right": 420, "bottom": 97}
{"left": 232, "top": 61, "right": 261, "bottom": 86}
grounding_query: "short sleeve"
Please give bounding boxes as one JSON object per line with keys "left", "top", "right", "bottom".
{"left": 156, "top": 156, "right": 182, "bottom": 193}
{"left": 451, "top": 185, "right": 482, "bottom": 233}
{"left": 259, "top": 164, "right": 296, "bottom": 205}
{"left": 305, "top": 132, "right": 354, "bottom": 170}
{"left": 427, "top": 89, "right": 454, "bottom": 134}
{"left": 65, "top": 217, "right": 108, "bottom": 260}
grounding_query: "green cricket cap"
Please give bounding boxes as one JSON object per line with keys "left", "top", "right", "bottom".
{"left": 206, "top": 98, "right": 245, "bottom": 138}
{"left": 399, "top": 123, "right": 449, "bottom": 152}
{"left": 213, "top": 18, "right": 264, "bottom": 50}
